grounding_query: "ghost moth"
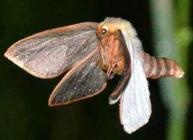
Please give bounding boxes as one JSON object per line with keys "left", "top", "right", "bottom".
{"left": 4, "top": 17, "right": 184, "bottom": 134}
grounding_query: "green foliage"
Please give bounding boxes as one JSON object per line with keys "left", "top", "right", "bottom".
{"left": 150, "top": 0, "right": 192, "bottom": 140}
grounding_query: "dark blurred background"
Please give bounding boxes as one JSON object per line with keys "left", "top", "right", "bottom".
{"left": 0, "top": 0, "right": 192, "bottom": 140}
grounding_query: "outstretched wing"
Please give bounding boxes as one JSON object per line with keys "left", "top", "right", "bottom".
{"left": 119, "top": 32, "right": 151, "bottom": 134}
{"left": 48, "top": 49, "right": 107, "bottom": 106}
{"left": 4, "top": 22, "right": 98, "bottom": 79}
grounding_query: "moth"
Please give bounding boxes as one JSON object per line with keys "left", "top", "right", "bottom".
{"left": 4, "top": 17, "right": 184, "bottom": 134}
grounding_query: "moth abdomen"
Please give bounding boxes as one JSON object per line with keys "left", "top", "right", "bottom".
{"left": 142, "top": 52, "right": 184, "bottom": 79}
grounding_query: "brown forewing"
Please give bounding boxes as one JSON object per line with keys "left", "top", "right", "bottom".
{"left": 4, "top": 22, "right": 98, "bottom": 79}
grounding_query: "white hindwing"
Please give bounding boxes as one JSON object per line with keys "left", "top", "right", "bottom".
{"left": 120, "top": 33, "right": 152, "bottom": 134}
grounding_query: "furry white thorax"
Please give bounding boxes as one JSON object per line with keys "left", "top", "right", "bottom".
{"left": 101, "top": 17, "right": 137, "bottom": 37}
{"left": 100, "top": 17, "right": 143, "bottom": 53}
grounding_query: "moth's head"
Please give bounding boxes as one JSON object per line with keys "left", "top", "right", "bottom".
{"left": 96, "top": 18, "right": 135, "bottom": 77}
{"left": 96, "top": 17, "right": 137, "bottom": 39}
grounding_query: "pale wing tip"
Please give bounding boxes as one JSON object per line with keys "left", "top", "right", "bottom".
{"left": 109, "top": 98, "right": 117, "bottom": 105}
{"left": 4, "top": 49, "right": 10, "bottom": 59}
{"left": 4, "top": 48, "right": 42, "bottom": 79}
{"left": 4, "top": 47, "right": 61, "bottom": 79}
{"left": 122, "top": 117, "right": 150, "bottom": 134}
{"left": 4, "top": 47, "right": 16, "bottom": 63}
{"left": 4, "top": 50, "right": 15, "bottom": 65}
{"left": 108, "top": 95, "right": 121, "bottom": 105}
{"left": 4, "top": 48, "right": 24, "bottom": 68}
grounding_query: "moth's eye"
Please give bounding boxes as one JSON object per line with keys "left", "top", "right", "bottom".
{"left": 101, "top": 26, "right": 108, "bottom": 35}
